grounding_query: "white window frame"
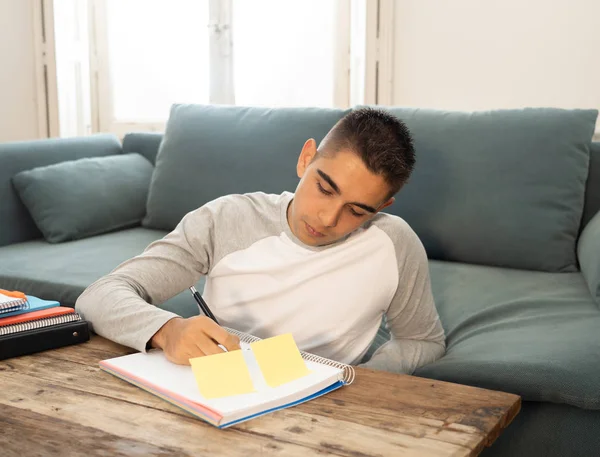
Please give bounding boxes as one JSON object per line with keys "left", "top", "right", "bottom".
{"left": 33, "top": 0, "right": 60, "bottom": 138}
{"left": 351, "top": 0, "right": 394, "bottom": 106}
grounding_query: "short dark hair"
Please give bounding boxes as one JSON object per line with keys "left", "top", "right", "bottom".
{"left": 317, "top": 108, "right": 415, "bottom": 198}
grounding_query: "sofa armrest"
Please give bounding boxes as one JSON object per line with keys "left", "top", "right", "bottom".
{"left": 578, "top": 210, "right": 600, "bottom": 305}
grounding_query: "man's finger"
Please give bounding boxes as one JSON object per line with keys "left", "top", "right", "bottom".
{"left": 200, "top": 318, "right": 238, "bottom": 347}
{"left": 195, "top": 333, "right": 226, "bottom": 357}
{"left": 223, "top": 333, "right": 241, "bottom": 351}
{"left": 167, "top": 344, "right": 206, "bottom": 365}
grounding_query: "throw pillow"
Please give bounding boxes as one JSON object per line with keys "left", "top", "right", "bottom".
{"left": 375, "top": 107, "right": 598, "bottom": 272}
{"left": 12, "top": 153, "right": 153, "bottom": 243}
{"left": 143, "top": 104, "right": 349, "bottom": 230}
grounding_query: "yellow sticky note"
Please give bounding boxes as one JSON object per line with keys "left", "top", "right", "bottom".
{"left": 190, "top": 350, "right": 256, "bottom": 399}
{"left": 250, "top": 333, "right": 311, "bottom": 387}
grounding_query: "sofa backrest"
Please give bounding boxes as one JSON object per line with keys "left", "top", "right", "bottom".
{"left": 129, "top": 106, "right": 597, "bottom": 272}
{"left": 122, "top": 132, "right": 163, "bottom": 165}
{"left": 122, "top": 133, "right": 600, "bottom": 236}
{"left": 0, "top": 134, "right": 122, "bottom": 247}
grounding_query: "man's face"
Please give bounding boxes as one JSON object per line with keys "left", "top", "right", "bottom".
{"left": 288, "top": 139, "right": 395, "bottom": 247}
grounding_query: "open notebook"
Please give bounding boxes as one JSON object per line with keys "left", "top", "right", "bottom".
{"left": 100, "top": 328, "right": 355, "bottom": 428}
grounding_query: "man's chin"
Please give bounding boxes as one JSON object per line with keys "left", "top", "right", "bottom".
{"left": 302, "top": 233, "right": 342, "bottom": 247}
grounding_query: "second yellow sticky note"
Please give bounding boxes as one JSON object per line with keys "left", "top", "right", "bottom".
{"left": 190, "top": 350, "right": 255, "bottom": 399}
{"left": 250, "top": 333, "right": 311, "bottom": 387}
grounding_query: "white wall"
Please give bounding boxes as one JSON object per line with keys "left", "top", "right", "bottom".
{"left": 392, "top": 0, "right": 600, "bottom": 137}
{"left": 0, "top": 0, "right": 43, "bottom": 142}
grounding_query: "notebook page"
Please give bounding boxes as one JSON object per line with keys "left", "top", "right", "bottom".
{"left": 102, "top": 349, "right": 343, "bottom": 420}
{"left": 0, "top": 293, "right": 21, "bottom": 305}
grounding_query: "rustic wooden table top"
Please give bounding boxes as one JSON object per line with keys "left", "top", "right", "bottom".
{"left": 0, "top": 336, "right": 520, "bottom": 456}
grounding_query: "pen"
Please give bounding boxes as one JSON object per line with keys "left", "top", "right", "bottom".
{"left": 189, "top": 286, "right": 219, "bottom": 325}
{"left": 189, "top": 286, "right": 227, "bottom": 352}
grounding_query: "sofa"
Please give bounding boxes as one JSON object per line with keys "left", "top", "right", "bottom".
{"left": 1, "top": 104, "right": 599, "bottom": 457}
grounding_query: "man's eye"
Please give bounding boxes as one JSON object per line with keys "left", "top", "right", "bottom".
{"left": 317, "top": 182, "right": 332, "bottom": 195}
{"left": 349, "top": 208, "right": 365, "bottom": 217}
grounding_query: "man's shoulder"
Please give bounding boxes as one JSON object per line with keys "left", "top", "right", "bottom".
{"left": 201, "top": 191, "right": 290, "bottom": 218}
{"left": 370, "top": 212, "right": 417, "bottom": 239}
{"left": 180, "top": 192, "right": 290, "bottom": 253}
{"left": 369, "top": 213, "right": 427, "bottom": 259}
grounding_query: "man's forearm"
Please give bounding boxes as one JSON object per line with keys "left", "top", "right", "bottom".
{"left": 359, "top": 338, "right": 445, "bottom": 374}
{"left": 75, "top": 274, "right": 180, "bottom": 352}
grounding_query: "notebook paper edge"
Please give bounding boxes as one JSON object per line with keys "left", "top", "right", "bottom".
{"left": 99, "top": 360, "right": 224, "bottom": 425}
{"left": 218, "top": 380, "right": 344, "bottom": 428}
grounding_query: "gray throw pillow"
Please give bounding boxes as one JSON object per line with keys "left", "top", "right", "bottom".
{"left": 143, "top": 104, "right": 349, "bottom": 230}
{"left": 12, "top": 153, "right": 153, "bottom": 243}
{"left": 375, "top": 107, "right": 598, "bottom": 272}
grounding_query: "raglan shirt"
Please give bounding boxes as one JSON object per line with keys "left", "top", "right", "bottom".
{"left": 75, "top": 192, "right": 445, "bottom": 373}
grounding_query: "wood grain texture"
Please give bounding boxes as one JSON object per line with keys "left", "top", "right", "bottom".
{"left": 0, "top": 336, "right": 520, "bottom": 456}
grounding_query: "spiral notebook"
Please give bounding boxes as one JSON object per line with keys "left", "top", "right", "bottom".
{"left": 0, "top": 292, "right": 29, "bottom": 314}
{"left": 0, "top": 295, "right": 59, "bottom": 318}
{"left": 0, "top": 310, "right": 81, "bottom": 336}
{"left": 100, "top": 328, "right": 355, "bottom": 428}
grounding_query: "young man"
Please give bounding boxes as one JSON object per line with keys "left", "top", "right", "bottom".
{"left": 75, "top": 108, "right": 445, "bottom": 374}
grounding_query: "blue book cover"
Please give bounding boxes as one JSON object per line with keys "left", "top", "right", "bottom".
{"left": 0, "top": 296, "right": 60, "bottom": 318}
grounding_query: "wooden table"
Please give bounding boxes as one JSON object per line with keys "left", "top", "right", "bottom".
{"left": 0, "top": 336, "right": 520, "bottom": 456}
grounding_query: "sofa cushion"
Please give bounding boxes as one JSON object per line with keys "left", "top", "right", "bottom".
{"left": 481, "top": 401, "right": 600, "bottom": 457}
{"left": 582, "top": 141, "right": 600, "bottom": 230}
{"left": 143, "top": 104, "right": 350, "bottom": 230}
{"left": 410, "top": 261, "right": 600, "bottom": 410}
{"left": 0, "top": 134, "right": 122, "bottom": 247}
{"left": 377, "top": 107, "right": 598, "bottom": 272}
{"left": 12, "top": 153, "right": 153, "bottom": 243}
{"left": 578, "top": 210, "right": 600, "bottom": 306}
{"left": 0, "top": 227, "right": 203, "bottom": 318}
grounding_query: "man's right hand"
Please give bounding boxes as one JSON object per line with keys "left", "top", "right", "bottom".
{"left": 150, "top": 316, "right": 241, "bottom": 365}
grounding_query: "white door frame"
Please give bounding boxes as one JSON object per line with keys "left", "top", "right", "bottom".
{"left": 32, "top": 0, "right": 59, "bottom": 138}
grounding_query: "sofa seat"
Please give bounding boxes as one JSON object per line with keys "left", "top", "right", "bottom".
{"left": 413, "top": 260, "right": 600, "bottom": 410}
{"left": 0, "top": 227, "right": 203, "bottom": 318}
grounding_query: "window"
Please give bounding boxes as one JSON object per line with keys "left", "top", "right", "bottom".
{"left": 90, "top": 0, "right": 353, "bottom": 134}
{"left": 105, "top": 0, "right": 210, "bottom": 121}
{"left": 231, "top": 0, "right": 337, "bottom": 108}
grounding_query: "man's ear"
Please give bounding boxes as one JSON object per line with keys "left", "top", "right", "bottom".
{"left": 377, "top": 197, "right": 395, "bottom": 212}
{"left": 297, "top": 139, "right": 318, "bottom": 178}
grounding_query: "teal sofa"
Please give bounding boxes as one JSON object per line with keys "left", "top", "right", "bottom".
{"left": 1, "top": 104, "right": 599, "bottom": 456}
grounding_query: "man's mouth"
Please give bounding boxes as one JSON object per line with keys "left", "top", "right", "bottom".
{"left": 304, "top": 221, "right": 325, "bottom": 237}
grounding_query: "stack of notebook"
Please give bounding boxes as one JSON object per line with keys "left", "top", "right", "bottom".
{"left": 0, "top": 289, "right": 89, "bottom": 360}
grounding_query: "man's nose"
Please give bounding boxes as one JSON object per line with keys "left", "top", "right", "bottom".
{"left": 318, "top": 207, "right": 341, "bottom": 228}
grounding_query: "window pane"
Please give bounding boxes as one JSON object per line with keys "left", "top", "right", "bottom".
{"left": 232, "top": 0, "right": 337, "bottom": 108}
{"left": 105, "top": 0, "right": 209, "bottom": 121}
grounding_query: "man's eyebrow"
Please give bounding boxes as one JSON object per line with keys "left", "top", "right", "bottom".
{"left": 317, "top": 169, "right": 340, "bottom": 193}
{"left": 316, "top": 169, "right": 377, "bottom": 213}
{"left": 351, "top": 202, "right": 377, "bottom": 213}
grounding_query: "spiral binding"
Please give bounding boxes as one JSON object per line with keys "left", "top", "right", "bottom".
{"left": 0, "top": 296, "right": 28, "bottom": 312}
{"left": 224, "top": 327, "right": 356, "bottom": 385}
{"left": 0, "top": 313, "right": 81, "bottom": 336}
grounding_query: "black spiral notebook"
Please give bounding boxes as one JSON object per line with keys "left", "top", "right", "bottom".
{"left": 0, "top": 319, "right": 90, "bottom": 360}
